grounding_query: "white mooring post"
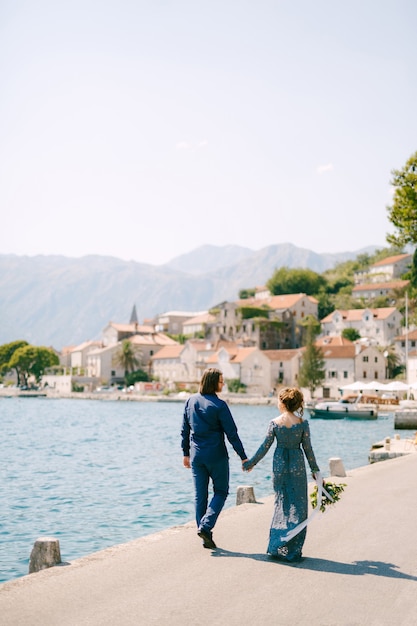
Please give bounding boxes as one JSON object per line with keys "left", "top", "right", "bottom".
{"left": 236, "top": 485, "right": 256, "bottom": 505}
{"left": 329, "top": 457, "right": 347, "bottom": 477}
{"left": 29, "top": 537, "right": 62, "bottom": 574}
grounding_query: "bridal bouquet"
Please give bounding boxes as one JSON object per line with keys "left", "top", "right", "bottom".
{"left": 310, "top": 482, "right": 347, "bottom": 513}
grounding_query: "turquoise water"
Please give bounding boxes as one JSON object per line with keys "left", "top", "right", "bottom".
{"left": 0, "top": 397, "right": 412, "bottom": 583}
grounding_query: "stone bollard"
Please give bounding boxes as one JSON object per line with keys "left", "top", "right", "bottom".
{"left": 384, "top": 437, "right": 391, "bottom": 451}
{"left": 329, "top": 457, "right": 346, "bottom": 477}
{"left": 29, "top": 537, "right": 62, "bottom": 574}
{"left": 236, "top": 485, "right": 256, "bottom": 505}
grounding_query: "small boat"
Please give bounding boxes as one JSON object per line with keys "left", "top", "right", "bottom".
{"left": 309, "top": 394, "right": 378, "bottom": 420}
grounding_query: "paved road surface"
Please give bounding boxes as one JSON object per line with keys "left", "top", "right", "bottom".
{"left": 1, "top": 453, "right": 417, "bottom": 625}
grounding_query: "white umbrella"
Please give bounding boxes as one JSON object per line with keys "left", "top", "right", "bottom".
{"left": 384, "top": 381, "right": 410, "bottom": 391}
{"left": 362, "top": 381, "right": 388, "bottom": 391}
{"left": 340, "top": 381, "right": 367, "bottom": 391}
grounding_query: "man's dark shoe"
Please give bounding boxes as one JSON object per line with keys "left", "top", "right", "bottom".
{"left": 197, "top": 528, "right": 217, "bottom": 549}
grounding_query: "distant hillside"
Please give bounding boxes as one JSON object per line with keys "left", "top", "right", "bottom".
{"left": 0, "top": 243, "right": 378, "bottom": 349}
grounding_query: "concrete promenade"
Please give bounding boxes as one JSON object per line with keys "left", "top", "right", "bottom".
{"left": 1, "top": 454, "right": 417, "bottom": 626}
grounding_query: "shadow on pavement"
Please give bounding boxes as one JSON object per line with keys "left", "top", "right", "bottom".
{"left": 211, "top": 549, "right": 417, "bottom": 581}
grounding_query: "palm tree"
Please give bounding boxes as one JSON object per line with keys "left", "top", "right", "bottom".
{"left": 113, "top": 340, "right": 142, "bottom": 385}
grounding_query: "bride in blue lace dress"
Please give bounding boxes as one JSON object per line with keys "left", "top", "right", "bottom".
{"left": 243, "top": 387, "right": 320, "bottom": 562}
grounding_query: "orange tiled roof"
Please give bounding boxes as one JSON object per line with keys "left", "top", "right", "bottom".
{"left": 371, "top": 253, "right": 412, "bottom": 268}
{"left": 231, "top": 347, "right": 258, "bottom": 363}
{"left": 316, "top": 336, "right": 353, "bottom": 347}
{"left": 318, "top": 345, "right": 356, "bottom": 358}
{"left": 262, "top": 349, "right": 303, "bottom": 361}
{"left": 150, "top": 345, "right": 185, "bottom": 359}
{"left": 131, "top": 333, "right": 178, "bottom": 347}
{"left": 109, "top": 322, "right": 154, "bottom": 333}
{"left": 321, "top": 307, "right": 398, "bottom": 323}
{"left": 394, "top": 328, "right": 417, "bottom": 341}
{"left": 352, "top": 280, "right": 410, "bottom": 292}
{"left": 236, "top": 293, "right": 318, "bottom": 309}
{"left": 183, "top": 312, "right": 216, "bottom": 325}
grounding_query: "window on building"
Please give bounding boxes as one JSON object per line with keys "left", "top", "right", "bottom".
{"left": 343, "top": 371, "right": 348, "bottom": 378}
{"left": 363, "top": 356, "right": 369, "bottom": 362}
{"left": 374, "top": 356, "right": 378, "bottom": 363}
{"left": 363, "top": 371, "right": 367, "bottom": 378}
{"left": 374, "top": 372, "right": 378, "bottom": 379}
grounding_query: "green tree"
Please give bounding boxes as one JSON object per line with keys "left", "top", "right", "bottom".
{"left": 125, "top": 369, "right": 149, "bottom": 386}
{"left": 113, "top": 340, "right": 142, "bottom": 384}
{"left": 410, "top": 248, "right": 417, "bottom": 288}
{"left": 382, "top": 347, "right": 404, "bottom": 379}
{"left": 342, "top": 328, "right": 361, "bottom": 342}
{"left": 0, "top": 340, "right": 30, "bottom": 384}
{"left": 298, "top": 318, "right": 325, "bottom": 398}
{"left": 238, "top": 288, "right": 256, "bottom": 299}
{"left": 7, "top": 345, "right": 59, "bottom": 385}
{"left": 267, "top": 267, "right": 327, "bottom": 296}
{"left": 386, "top": 150, "right": 417, "bottom": 247}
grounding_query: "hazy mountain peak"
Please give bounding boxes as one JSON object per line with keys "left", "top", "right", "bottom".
{"left": 0, "top": 243, "right": 379, "bottom": 349}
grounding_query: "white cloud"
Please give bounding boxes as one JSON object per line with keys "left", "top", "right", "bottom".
{"left": 176, "top": 140, "right": 208, "bottom": 151}
{"left": 176, "top": 141, "right": 192, "bottom": 150}
{"left": 317, "top": 163, "right": 334, "bottom": 174}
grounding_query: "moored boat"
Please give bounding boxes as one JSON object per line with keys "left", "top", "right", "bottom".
{"left": 309, "top": 395, "right": 378, "bottom": 420}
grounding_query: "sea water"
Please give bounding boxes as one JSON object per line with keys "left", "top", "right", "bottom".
{"left": 0, "top": 397, "right": 412, "bottom": 583}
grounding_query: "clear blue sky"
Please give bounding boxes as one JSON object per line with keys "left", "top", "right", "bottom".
{"left": 1, "top": 1, "right": 416, "bottom": 265}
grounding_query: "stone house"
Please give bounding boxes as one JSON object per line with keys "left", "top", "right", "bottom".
{"left": 150, "top": 339, "right": 238, "bottom": 387}
{"left": 354, "top": 345, "right": 386, "bottom": 382}
{"left": 69, "top": 340, "right": 103, "bottom": 371}
{"left": 262, "top": 349, "right": 303, "bottom": 388}
{"left": 149, "top": 344, "right": 188, "bottom": 387}
{"left": 351, "top": 279, "right": 410, "bottom": 301}
{"left": 206, "top": 293, "right": 318, "bottom": 350}
{"left": 311, "top": 337, "right": 386, "bottom": 398}
{"left": 393, "top": 328, "right": 417, "bottom": 367}
{"left": 86, "top": 331, "right": 178, "bottom": 385}
{"left": 320, "top": 307, "right": 403, "bottom": 347}
{"left": 86, "top": 344, "right": 125, "bottom": 383}
{"left": 182, "top": 312, "right": 216, "bottom": 337}
{"left": 353, "top": 253, "right": 412, "bottom": 284}
{"left": 129, "top": 333, "right": 179, "bottom": 375}
{"left": 316, "top": 337, "right": 356, "bottom": 394}
{"left": 153, "top": 311, "right": 207, "bottom": 335}
{"left": 207, "top": 346, "right": 272, "bottom": 395}
{"left": 102, "top": 322, "right": 155, "bottom": 347}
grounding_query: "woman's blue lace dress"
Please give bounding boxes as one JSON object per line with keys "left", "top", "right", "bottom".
{"left": 244, "top": 419, "right": 319, "bottom": 561}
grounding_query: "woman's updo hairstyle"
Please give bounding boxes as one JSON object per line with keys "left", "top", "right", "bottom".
{"left": 278, "top": 387, "right": 304, "bottom": 417}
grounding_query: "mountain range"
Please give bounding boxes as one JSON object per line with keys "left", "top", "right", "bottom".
{"left": 0, "top": 242, "right": 378, "bottom": 350}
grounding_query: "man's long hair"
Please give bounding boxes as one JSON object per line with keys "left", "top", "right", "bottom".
{"left": 200, "top": 368, "right": 222, "bottom": 395}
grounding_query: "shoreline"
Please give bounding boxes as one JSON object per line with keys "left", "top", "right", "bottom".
{"left": 0, "top": 388, "right": 404, "bottom": 409}
{"left": 0, "top": 388, "right": 277, "bottom": 405}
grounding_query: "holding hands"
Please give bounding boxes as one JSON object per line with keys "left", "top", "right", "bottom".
{"left": 242, "top": 459, "right": 252, "bottom": 472}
